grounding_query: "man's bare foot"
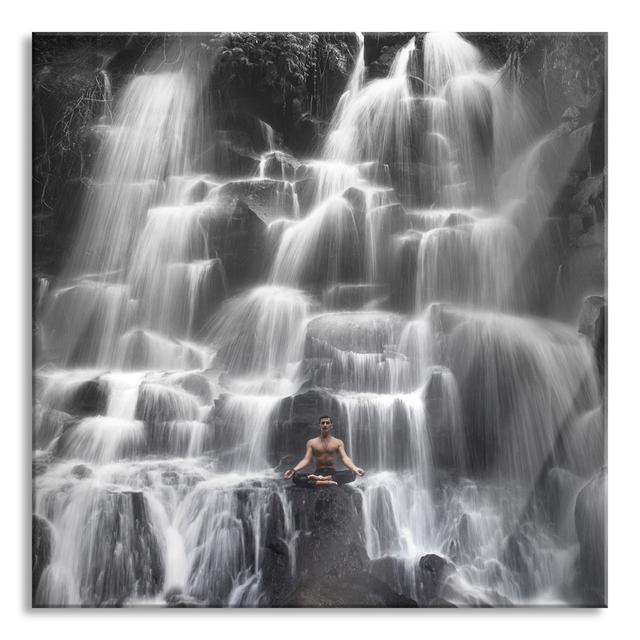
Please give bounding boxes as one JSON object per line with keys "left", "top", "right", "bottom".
{"left": 314, "top": 479, "right": 338, "bottom": 487}
{"left": 309, "top": 474, "right": 333, "bottom": 481}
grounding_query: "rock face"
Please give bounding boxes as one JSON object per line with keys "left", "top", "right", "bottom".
{"left": 417, "top": 553, "right": 456, "bottom": 604}
{"left": 199, "top": 199, "right": 267, "bottom": 288}
{"left": 281, "top": 571, "right": 417, "bottom": 607}
{"left": 578, "top": 295, "right": 606, "bottom": 378}
{"left": 272, "top": 389, "right": 340, "bottom": 465}
{"left": 65, "top": 378, "right": 109, "bottom": 417}
{"left": 273, "top": 486, "right": 416, "bottom": 607}
{"left": 32, "top": 514, "right": 53, "bottom": 605}
{"left": 216, "top": 179, "right": 296, "bottom": 223}
{"left": 574, "top": 467, "right": 607, "bottom": 605}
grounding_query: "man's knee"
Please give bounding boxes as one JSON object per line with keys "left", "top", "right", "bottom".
{"left": 336, "top": 469, "right": 356, "bottom": 485}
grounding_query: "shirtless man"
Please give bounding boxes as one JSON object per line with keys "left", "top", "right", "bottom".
{"left": 283, "top": 415, "right": 365, "bottom": 487}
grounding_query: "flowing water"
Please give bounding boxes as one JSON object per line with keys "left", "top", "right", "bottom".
{"left": 34, "top": 33, "right": 603, "bottom": 606}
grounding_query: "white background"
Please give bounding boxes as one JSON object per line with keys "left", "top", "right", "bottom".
{"left": 3, "top": 1, "right": 637, "bottom": 637}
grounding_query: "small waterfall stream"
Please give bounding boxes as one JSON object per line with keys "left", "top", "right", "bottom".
{"left": 34, "top": 33, "right": 603, "bottom": 607}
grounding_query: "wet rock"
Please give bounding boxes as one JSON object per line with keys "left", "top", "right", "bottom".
{"left": 169, "top": 372, "right": 213, "bottom": 404}
{"left": 197, "top": 139, "right": 261, "bottom": 178}
{"left": 87, "top": 490, "right": 165, "bottom": 605}
{"left": 559, "top": 405, "right": 605, "bottom": 479}
{"left": 216, "top": 178, "right": 296, "bottom": 222}
{"left": 543, "top": 467, "right": 584, "bottom": 539}
{"left": 32, "top": 514, "right": 53, "bottom": 605}
{"left": 444, "top": 211, "right": 476, "bottom": 227}
{"left": 259, "top": 151, "right": 301, "bottom": 181}
{"left": 578, "top": 295, "right": 606, "bottom": 377}
{"left": 275, "top": 486, "right": 414, "bottom": 607}
{"left": 71, "top": 463, "right": 93, "bottom": 479}
{"left": 520, "top": 217, "right": 565, "bottom": 316}
{"left": 574, "top": 467, "right": 607, "bottom": 605}
{"left": 279, "top": 571, "right": 417, "bottom": 607}
{"left": 323, "top": 283, "right": 389, "bottom": 310}
{"left": 118, "top": 329, "right": 205, "bottom": 371}
{"left": 389, "top": 162, "right": 441, "bottom": 209}
{"left": 199, "top": 199, "right": 267, "bottom": 288}
{"left": 292, "top": 176, "right": 318, "bottom": 215}
{"left": 288, "top": 113, "right": 324, "bottom": 157}
{"left": 212, "top": 112, "right": 276, "bottom": 154}
{"left": 32, "top": 457, "right": 50, "bottom": 477}
{"left": 502, "top": 528, "right": 538, "bottom": 597}
{"left": 561, "top": 105, "right": 582, "bottom": 122}
{"left": 389, "top": 230, "right": 421, "bottom": 312}
{"left": 289, "top": 486, "right": 366, "bottom": 577}
{"left": 261, "top": 493, "right": 292, "bottom": 602}
{"left": 417, "top": 553, "right": 455, "bottom": 603}
{"left": 541, "top": 122, "right": 597, "bottom": 189}
{"left": 368, "top": 42, "right": 407, "bottom": 79}
{"left": 424, "top": 367, "right": 465, "bottom": 470}
{"left": 573, "top": 173, "right": 604, "bottom": 215}
{"left": 305, "top": 311, "right": 402, "bottom": 353}
{"left": 357, "top": 161, "right": 393, "bottom": 186}
{"left": 428, "top": 596, "right": 457, "bottom": 607}
{"left": 164, "top": 587, "right": 208, "bottom": 608}
{"left": 34, "top": 407, "right": 73, "bottom": 449}
{"left": 65, "top": 378, "right": 108, "bottom": 417}
{"left": 271, "top": 389, "right": 340, "bottom": 462}
{"left": 135, "top": 382, "right": 200, "bottom": 424}
{"left": 556, "top": 223, "right": 605, "bottom": 321}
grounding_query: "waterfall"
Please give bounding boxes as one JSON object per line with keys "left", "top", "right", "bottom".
{"left": 34, "top": 32, "right": 603, "bottom": 607}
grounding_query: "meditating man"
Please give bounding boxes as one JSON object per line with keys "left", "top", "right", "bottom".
{"left": 283, "top": 415, "right": 365, "bottom": 487}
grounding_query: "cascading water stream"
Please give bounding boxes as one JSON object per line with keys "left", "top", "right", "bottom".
{"left": 34, "top": 33, "right": 603, "bottom": 607}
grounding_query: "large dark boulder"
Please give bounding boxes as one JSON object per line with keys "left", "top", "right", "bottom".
{"left": 574, "top": 467, "right": 607, "bottom": 605}
{"left": 578, "top": 295, "right": 606, "bottom": 378}
{"left": 288, "top": 485, "right": 366, "bottom": 579}
{"left": 199, "top": 198, "right": 267, "bottom": 288}
{"left": 543, "top": 467, "right": 584, "bottom": 539}
{"left": 34, "top": 407, "right": 73, "bottom": 449}
{"left": 75, "top": 490, "right": 165, "bottom": 606}
{"left": 32, "top": 514, "right": 54, "bottom": 605}
{"left": 259, "top": 151, "right": 301, "bottom": 182}
{"left": 135, "top": 382, "right": 200, "bottom": 425}
{"left": 215, "top": 179, "right": 296, "bottom": 223}
{"left": 556, "top": 223, "right": 605, "bottom": 321}
{"left": 305, "top": 311, "right": 402, "bottom": 354}
{"left": 279, "top": 571, "right": 416, "bottom": 607}
{"left": 260, "top": 492, "right": 293, "bottom": 603}
{"left": 197, "top": 139, "right": 261, "bottom": 178}
{"left": 417, "top": 553, "right": 455, "bottom": 604}
{"left": 288, "top": 113, "right": 324, "bottom": 157}
{"left": 275, "top": 486, "right": 415, "bottom": 607}
{"left": 65, "top": 378, "right": 109, "bottom": 417}
{"left": 167, "top": 371, "right": 213, "bottom": 404}
{"left": 389, "top": 230, "right": 421, "bottom": 312}
{"left": 271, "top": 389, "right": 341, "bottom": 464}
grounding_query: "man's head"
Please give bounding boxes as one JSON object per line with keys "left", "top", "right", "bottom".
{"left": 319, "top": 415, "right": 333, "bottom": 436}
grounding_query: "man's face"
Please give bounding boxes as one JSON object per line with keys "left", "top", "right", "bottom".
{"left": 319, "top": 418, "right": 333, "bottom": 436}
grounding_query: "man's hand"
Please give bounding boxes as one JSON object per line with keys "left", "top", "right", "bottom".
{"left": 283, "top": 468, "right": 296, "bottom": 480}
{"left": 354, "top": 467, "right": 365, "bottom": 477}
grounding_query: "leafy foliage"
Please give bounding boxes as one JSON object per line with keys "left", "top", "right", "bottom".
{"left": 213, "top": 33, "right": 354, "bottom": 119}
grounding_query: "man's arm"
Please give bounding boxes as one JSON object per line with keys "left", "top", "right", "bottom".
{"left": 338, "top": 440, "right": 365, "bottom": 476}
{"left": 283, "top": 441, "right": 314, "bottom": 479}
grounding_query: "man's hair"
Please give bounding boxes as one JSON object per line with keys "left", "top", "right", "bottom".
{"left": 319, "top": 415, "right": 332, "bottom": 423}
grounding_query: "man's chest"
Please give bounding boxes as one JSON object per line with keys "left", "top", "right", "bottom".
{"left": 312, "top": 441, "right": 340, "bottom": 455}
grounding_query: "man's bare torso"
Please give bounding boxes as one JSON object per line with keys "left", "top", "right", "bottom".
{"left": 309, "top": 436, "right": 342, "bottom": 469}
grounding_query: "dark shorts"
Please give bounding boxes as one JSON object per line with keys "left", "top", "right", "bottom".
{"left": 292, "top": 467, "right": 356, "bottom": 488}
